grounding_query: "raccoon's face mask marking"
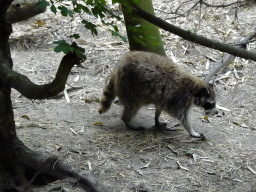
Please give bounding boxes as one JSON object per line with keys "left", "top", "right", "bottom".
{"left": 194, "top": 84, "right": 218, "bottom": 115}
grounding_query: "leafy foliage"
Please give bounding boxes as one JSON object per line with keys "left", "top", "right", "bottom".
{"left": 39, "top": 0, "right": 149, "bottom": 58}
{"left": 38, "top": 0, "right": 129, "bottom": 58}
{"left": 36, "top": 0, "right": 49, "bottom": 10}
{"left": 53, "top": 40, "right": 86, "bottom": 61}
{"left": 82, "top": 20, "right": 98, "bottom": 36}
{"left": 58, "top": 5, "right": 74, "bottom": 17}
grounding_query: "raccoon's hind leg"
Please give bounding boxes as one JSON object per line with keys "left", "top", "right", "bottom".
{"left": 178, "top": 113, "right": 205, "bottom": 138}
{"left": 122, "top": 103, "right": 145, "bottom": 130}
{"left": 99, "top": 76, "right": 115, "bottom": 114}
{"left": 155, "top": 108, "right": 167, "bottom": 127}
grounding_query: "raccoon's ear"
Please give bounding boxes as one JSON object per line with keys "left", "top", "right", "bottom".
{"left": 195, "top": 87, "right": 209, "bottom": 98}
{"left": 208, "top": 83, "right": 214, "bottom": 88}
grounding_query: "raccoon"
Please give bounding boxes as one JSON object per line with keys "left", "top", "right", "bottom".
{"left": 99, "top": 51, "right": 217, "bottom": 138}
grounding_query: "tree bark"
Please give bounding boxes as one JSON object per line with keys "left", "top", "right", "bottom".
{"left": 122, "top": 0, "right": 166, "bottom": 56}
{"left": 0, "top": 1, "right": 111, "bottom": 191}
{"left": 0, "top": 1, "right": 20, "bottom": 188}
{"left": 6, "top": 0, "right": 46, "bottom": 24}
{"left": 0, "top": 46, "right": 81, "bottom": 99}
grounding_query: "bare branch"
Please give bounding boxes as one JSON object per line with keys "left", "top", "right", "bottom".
{"left": 0, "top": 43, "right": 81, "bottom": 99}
{"left": 174, "top": 0, "right": 192, "bottom": 14}
{"left": 205, "top": 27, "right": 256, "bottom": 82}
{"left": 202, "top": 0, "right": 248, "bottom": 8}
{"left": 133, "top": 5, "right": 256, "bottom": 61}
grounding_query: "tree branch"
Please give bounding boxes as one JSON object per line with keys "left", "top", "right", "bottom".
{"left": 0, "top": 43, "right": 81, "bottom": 99}
{"left": 202, "top": 0, "right": 248, "bottom": 8}
{"left": 6, "top": 0, "right": 46, "bottom": 24}
{"left": 133, "top": 5, "right": 256, "bottom": 61}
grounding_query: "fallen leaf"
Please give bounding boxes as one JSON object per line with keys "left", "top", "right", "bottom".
{"left": 140, "top": 162, "right": 151, "bottom": 169}
{"left": 36, "top": 20, "right": 45, "bottom": 26}
{"left": 21, "top": 115, "right": 30, "bottom": 121}
{"left": 83, "top": 99, "right": 94, "bottom": 103}
{"left": 93, "top": 122, "right": 103, "bottom": 126}
{"left": 55, "top": 144, "right": 62, "bottom": 151}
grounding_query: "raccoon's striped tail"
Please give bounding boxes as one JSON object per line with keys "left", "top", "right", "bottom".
{"left": 99, "top": 75, "right": 115, "bottom": 114}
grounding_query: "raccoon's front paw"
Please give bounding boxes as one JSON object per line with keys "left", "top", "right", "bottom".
{"left": 129, "top": 126, "right": 147, "bottom": 131}
{"left": 190, "top": 132, "right": 205, "bottom": 138}
{"left": 155, "top": 122, "right": 167, "bottom": 127}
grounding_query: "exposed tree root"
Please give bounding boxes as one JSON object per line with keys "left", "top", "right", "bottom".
{"left": 0, "top": 138, "right": 112, "bottom": 192}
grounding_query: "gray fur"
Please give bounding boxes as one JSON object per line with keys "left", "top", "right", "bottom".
{"left": 99, "top": 51, "right": 217, "bottom": 138}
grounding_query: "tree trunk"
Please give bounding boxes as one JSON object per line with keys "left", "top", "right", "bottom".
{"left": 0, "top": 1, "right": 22, "bottom": 186}
{"left": 122, "top": 0, "right": 166, "bottom": 56}
{"left": 0, "top": 1, "right": 111, "bottom": 191}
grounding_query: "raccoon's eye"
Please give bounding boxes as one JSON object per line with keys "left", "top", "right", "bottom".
{"left": 195, "top": 87, "right": 209, "bottom": 98}
{"left": 204, "top": 100, "right": 215, "bottom": 110}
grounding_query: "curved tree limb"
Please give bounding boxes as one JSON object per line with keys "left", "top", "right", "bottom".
{"left": 6, "top": 0, "right": 46, "bottom": 24}
{"left": 133, "top": 5, "right": 256, "bottom": 61}
{"left": 0, "top": 43, "right": 81, "bottom": 99}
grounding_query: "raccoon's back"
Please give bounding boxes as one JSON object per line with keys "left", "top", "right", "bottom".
{"left": 113, "top": 51, "right": 199, "bottom": 105}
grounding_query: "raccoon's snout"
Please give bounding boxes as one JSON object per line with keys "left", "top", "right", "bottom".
{"left": 205, "top": 107, "right": 218, "bottom": 116}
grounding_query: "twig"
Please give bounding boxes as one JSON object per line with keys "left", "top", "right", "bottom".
{"left": 247, "top": 165, "right": 256, "bottom": 175}
{"left": 186, "top": 1, "right": 200, "bottom": 16}
{"left": 202, "top": 0, "right": 247, "bottom": 8}
{"left": 198, "top": 0, "right": 203, "bottom": 30}
{"left": 177, "top": 161, "right": 189, "bottom": 171}
{"left": 166, "top": 145, "right": 179, "bottom": 156}
{"left": 174, "top": 0, "right": 192, "bottom": 14}
{"left": 154, "top": 8, "right": 171, "bottom": 14}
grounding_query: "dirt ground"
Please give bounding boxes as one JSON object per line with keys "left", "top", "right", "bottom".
{"left": 9, "top": 0, "right": 256, "bottom": 191}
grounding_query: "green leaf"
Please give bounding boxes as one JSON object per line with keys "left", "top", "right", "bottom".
{"left": 53, "top": 41, "right": 86, "bottom": 62}
{"left": 86, "top": 0, "right": 93, "bottom": 5}
{"left": 53, "top": 40, "right": 72, "bottom": 54}
{"left": 58, "top": 6, "right": 74, "bottom": 17}
{"left": 82, "top": 20, "right": 98, "bottom": 36}
{"left": 110, "top": 30, "right": 127, "bottom": 42}
{"left": 82, "top": 6, "right": 91, "bottom": 14}
{"left": 75, "top": 49, "right": 87, "bottom": 61}
{"left": 70, "top": 34, "right": 80, "bottom": 39}
{"left": 36, "top": 0, "right": 49, "bottom": 10}
{"left": 90, "top": 0, "right": 108, "bottom": 18}
{"left": 113, "top": 25, "right": 118, "bottom": 32}
{"left": 74, "top": 4, "right": 91, "bottom": 14}
{"left": 74, "top": 7, "right": 81, "bottom": 13}
{"left": 72, "top": 44, "right": 86, "bottom": 61}
{"left": 50, "top": 5, "right": 57, "bottom": 14}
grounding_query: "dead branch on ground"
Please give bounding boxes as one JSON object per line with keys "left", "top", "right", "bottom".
{"left": 205, "top": 27, "right": 256, "bottom": 82}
